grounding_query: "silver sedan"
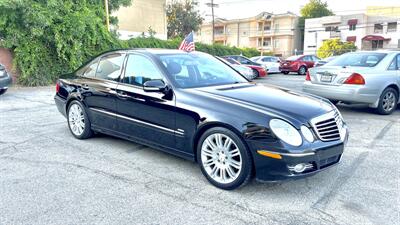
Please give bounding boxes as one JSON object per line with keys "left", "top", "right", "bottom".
{"left": 303, "top": 51, "right": 400, "bottom": 115}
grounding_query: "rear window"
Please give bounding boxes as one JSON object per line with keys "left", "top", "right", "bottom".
{"left": 326, "top": 52, "right": 387, "bottom": 67}
{"left": 286, "top": 55, "right": 301, "bottom": 60}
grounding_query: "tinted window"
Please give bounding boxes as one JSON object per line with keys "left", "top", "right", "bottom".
{"left": 96, "top": 53, "right": 125, "bottom": 81}
{"left": 158, "top": 52, "right": 248, "bottom": 88}
{"left": 122, "top": 54, "right": 164, "bottom": 86}
{"left": 262, "top": 57, "right": 272, "bottom": 62}
{"left": 83, "top": 60, "right": 99, "bottom": 78}
{"left": 326, "top": 52, "right": 387, "bottom": 67}
{"left": 312, "top": 56, "right": 320, "bottom": 61}
{"left": 237, "top": 56, "right": 251, "bottom": 64}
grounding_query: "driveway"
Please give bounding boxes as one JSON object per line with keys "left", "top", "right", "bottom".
{"left": 1, "top": 76, "right": 399, "bottom": 225}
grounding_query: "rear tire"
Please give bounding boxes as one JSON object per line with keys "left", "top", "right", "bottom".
{"left": 252, "top": 69, "right": 259, "bottom": 79}
{"left": 282, "top": 71, "right": 289, "bottom": 75}
{"left": 376, "top": 87, "right": 398, "bottom": 115}
{"left": 298, "top": 66, "right": 307, "bottom": 75}
{"left": 197, "top": 127, "right": 253, "bottom": 190}
{"left": 67, "top": 100, "right": 93, "bottom": 139}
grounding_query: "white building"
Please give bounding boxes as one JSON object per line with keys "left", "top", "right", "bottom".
{"left": 304, "top": 7, "right": 400, "bottom": 55}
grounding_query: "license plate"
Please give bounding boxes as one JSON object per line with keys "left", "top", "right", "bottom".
{"left": 320, "top": 75, "right": 332, "bottom": 82}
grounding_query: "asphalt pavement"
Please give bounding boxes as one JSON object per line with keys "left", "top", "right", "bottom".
{"left": 1, "top": 74, "right": 399, "bottom": 225}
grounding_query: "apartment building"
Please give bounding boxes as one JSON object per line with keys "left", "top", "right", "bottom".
{"left": 304, "top": 6, "right": 400, "bottom": 54}
{"left": 112, "top": 0, "right": 167, "bottom": 40}
{"left": 197, "top": 12, "right": 302, "bottom": 57}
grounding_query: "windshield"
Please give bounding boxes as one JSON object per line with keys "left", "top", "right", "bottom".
{"left": 286, "top": 55, "right": 301, "bottom": 60}
{"left": 326, "top": 52, "right": 387, "bottom": 67}
{"left": 158, "top": 52, "right": 248, "bottom": 88}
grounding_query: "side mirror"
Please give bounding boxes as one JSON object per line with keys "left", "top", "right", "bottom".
{"left": 143, "top": 79, "right": 167, "bottom": 93}
{"left": 0, "top": 64, "right": 5, "bottom": 70}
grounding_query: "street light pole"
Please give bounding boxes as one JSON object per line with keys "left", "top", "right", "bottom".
{"left": 105, "top": 0, "right": 110, "bottom": 31}
{"left": 206, "top": 1, "right": 219, "bottom": 44}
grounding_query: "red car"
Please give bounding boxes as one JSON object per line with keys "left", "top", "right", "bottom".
{"left": 223, "top": 56, "right": 267, "bottom": 78}
{"left": 279, "top": 55, "right": 320, "bottom": 75}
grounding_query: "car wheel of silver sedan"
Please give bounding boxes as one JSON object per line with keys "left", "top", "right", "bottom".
{"left": 67, "top": 100, "right": 93, "bottom": 139}
{"left": 197, "top": 127, "right": 253, "bottom": 190}
{"left": 377, "top": 87, "right": 398, "bottom": 115}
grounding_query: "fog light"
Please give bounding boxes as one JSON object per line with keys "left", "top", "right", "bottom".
{"left": 288, "top": 163, "right": 313, "bottom": 173}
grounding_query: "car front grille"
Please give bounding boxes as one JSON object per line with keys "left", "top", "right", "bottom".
{"left": 311, "top": 111, "right": 343, "bottom": 142}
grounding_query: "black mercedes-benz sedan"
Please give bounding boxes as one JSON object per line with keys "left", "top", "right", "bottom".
{"left": 54, "top": 49, "right": 349, "bottom": 190}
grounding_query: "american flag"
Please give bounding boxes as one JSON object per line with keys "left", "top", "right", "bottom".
{"left": 178, "top": 31, "right": 195, "bottom": 52}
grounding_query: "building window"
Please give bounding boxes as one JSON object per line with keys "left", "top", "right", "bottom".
{"left": 214, "top": 27, "right": 224, "bottom": 35}
{"left": 274, "top": 39, "right": 280, "bottom": 48}
{"left": 258, "top": 38, "right": 270, "bottom": 47}
{"left": 388, "top": 22, "right": 397, "bottom": 32}
{"left": 274, "top": 24, "right": 279, "bottom": 32}
{"left": 372, "top": 40, "right": 383, "bottom": 50}
{"left": 374, "top": 24, "right": 383, "bottom": 33}
{"left": 325, "top": 26, "right": 338, "bottom": 32}
{"left": 349, "top": 24, "right": 356, "bottom": 31}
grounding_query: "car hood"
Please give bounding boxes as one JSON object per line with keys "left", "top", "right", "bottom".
{"left": 190, "top": 83, "right": 334, "bottom": 124}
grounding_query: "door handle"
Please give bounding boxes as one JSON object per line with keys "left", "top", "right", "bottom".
{"left": 81, "top": 84, "right": 90, "bottom": 90}
{"left": 117, "top": 91, "right": 129, "bottom": 98}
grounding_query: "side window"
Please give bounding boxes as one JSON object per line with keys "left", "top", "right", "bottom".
{"left": 397, "top": 55, "right": 400, "bottom": 70}
{"left": 122, "top": 54, "right": 164, "bottom": 86}
{"left": 82, "top": 60, "right": 99, "bottom": 78}
{"left": 239, "top": 57, "right": 250, "bottom": 64}
{"left": 302, "top": 56, "right": 310, "bottom": 61}
{"left": 389, "top": 54, "right": 400, "bottom": 70}
{"left": 262, "top": 57, "right": 271, "bottom": 62}
{"left": 312, "top": 56, "right": 320, "bottom": 61}
{"left": 96, "top": 53, "right": 125, "bottom": 81}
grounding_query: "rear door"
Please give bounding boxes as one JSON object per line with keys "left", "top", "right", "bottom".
{"left": 81, "top": 53, "right": 125, "bottom": 131}
{"left": 115, "top": 53, "right": 176, "bottom": 149}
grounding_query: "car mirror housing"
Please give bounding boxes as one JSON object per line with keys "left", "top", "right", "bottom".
{"left": 143, "top": 79, "right": 167, "bottom": 93}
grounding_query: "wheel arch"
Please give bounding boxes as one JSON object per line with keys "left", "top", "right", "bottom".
{"left": 192, "top": 122, "right": 251, "bottom": 163}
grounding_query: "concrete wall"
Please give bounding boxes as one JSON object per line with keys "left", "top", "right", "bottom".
{"left": 113, "top": 0, "right": 167, "bottom": 40}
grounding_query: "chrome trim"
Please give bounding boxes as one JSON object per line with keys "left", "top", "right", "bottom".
{"left": 258, "top": 150, "right": 315, "bottom": 157}
{"left": 90, "top": 108, "right": 184, "bottom": 136}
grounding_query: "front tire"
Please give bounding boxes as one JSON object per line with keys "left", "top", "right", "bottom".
{"left": 377, "top": 87, "right": 398, "bottom": 115}
{"left": 298, "top": 66, "right": 307, "bottom": 75}
{"left": 0, "top": 88, "right": 7, "bottom": 95}
{"left": 67, "top": 100, "right": 93, "bottom": 139}
{"left": 197, "top": 127, "right": 253, "bottom": 190}
{"left": 252, "top": 69, "right": 259, "bottom": 79}
{"left": 282, "top": 71, "right": 289, "bottom": 75}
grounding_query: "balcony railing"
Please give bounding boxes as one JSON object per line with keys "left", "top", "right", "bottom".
{"left": 330, "top": 31, "right": 340, "bottom": 38}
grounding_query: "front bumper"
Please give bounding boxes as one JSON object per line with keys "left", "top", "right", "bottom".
{"left": 303, "top": 81, "right": 379, "bottom": 104}
{"left": 249, "top": 126, "right": 349, "bottom": 182}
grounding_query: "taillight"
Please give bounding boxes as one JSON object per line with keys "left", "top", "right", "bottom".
{"left": 305, "top": 71, "right": 311, "bottom": 81}
{"left": 56, "top": 82, "right": 60, "bottom": 93}
{"left": 344, "top": 73, "right": 365, "bottom": 85}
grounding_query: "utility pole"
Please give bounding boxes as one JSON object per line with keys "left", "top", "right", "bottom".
{"left": 104, "top": 0, "right": 110, "bottom": 31}
{"left": 206, "top": 1, "right": 219, "bottom": 44}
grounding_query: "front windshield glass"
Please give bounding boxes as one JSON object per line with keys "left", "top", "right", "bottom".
{"left": 158, "top": 52, "right": 248, "bottom": 88}
{"left": 326, "top": 52, "right": 387, "bottom": 67}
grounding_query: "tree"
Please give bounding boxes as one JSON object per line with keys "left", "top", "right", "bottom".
{"left": 166, "top": 0, "right": 203, "bottom": 39}
{"left": 0, "top": 0, "right": 130, "bottom": 86}
{"left": 300, "top": 0, "right": 334, "bottom": 19}
{"left": 317, "top": 39, "right": 357, "bottom": 58}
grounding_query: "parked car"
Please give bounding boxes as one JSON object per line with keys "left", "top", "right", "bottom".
{"left": 222, "top": 56, "right": 266, "bottom": 78}
{"left": 303, "top": 51, "right": 400, "bottom": 115}
{"left": 251, "top": 56, "right": 281, "bottom": 73}
{"left": 314, "top": 56, "right": 337, "bottom": 67}
{"left": 0, "top": 64, "right": 12, "bottom": 95}
{"left": 280, "top": 55, "right": 320, "bottom": 75}
{"left": 224, "top": 55, "right": 267, "bottom": 78}
{"left": 219, "top": 57, "right": 257, "bottom": 80}
{"left": 55, "top": 49, "right": 348, "bottom": 190}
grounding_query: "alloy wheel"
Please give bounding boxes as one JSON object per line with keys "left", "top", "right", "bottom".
{"left": 68, "top": 103, "right": 85, "bottom": 136}
{"left": 201, "top": 133, "right": 242, "bottom": 184}
{"left": 382, "top": 91, "right": 396, "bottom": 112}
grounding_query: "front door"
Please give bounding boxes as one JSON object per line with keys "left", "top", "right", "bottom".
{"left": 115, "top": 54, "right": 176, "bottom": 149}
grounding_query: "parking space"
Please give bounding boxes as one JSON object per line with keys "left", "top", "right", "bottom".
{"left": 0, "top": 76, "right": 399, "bottom": 225}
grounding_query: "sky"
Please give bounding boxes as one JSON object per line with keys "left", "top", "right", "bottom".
{"left": 196, "top": 0, "right": 400, "bottom": 21}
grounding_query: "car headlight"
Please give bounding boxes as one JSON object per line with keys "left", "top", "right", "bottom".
{"left": 301, "top": 126, "right": 315, "bottom": 143}
{"left": 269, "top": 119, "right": 302, "bottom": 146}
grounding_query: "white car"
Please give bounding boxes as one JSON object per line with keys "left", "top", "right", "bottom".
{"left": 250, "top": 56, "right": 281, "bottom": 73}
{"left": 303, "top": 51, "right": 400, "bottom": 115}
